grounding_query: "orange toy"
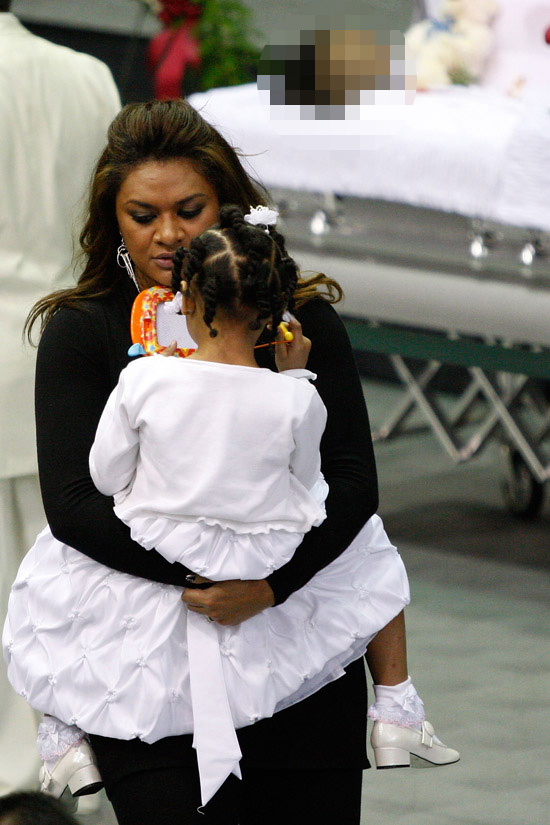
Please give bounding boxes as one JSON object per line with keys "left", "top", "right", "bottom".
{"left": 130, "top": 286, "right": 196, "bottom": 358}
{"left": 131, "top": 286, "right": 293, "bottom": 356}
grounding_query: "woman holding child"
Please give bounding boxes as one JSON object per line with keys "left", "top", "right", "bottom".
{"left": 3, "top": 99, "right": 457, "bottom": 824}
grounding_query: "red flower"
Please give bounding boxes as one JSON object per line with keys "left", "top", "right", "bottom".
{"left": 147, "top": 25, "right": 201, "bottom": 98}
{"left": 158, "top": 0, "right": 202, "bottom": 27}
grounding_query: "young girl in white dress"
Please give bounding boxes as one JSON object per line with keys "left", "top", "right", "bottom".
{"left": 3, "top": 205, "right": 416, "bottom": 805}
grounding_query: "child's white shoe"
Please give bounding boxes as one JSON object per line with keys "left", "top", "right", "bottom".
{"left": 371, "top": 719, "right": 460, "bottom": 768}
{"left": 367, "top": 677, "right": 459, "bottom": 768}
{"left": 39, "top": 739, "right": 103, "bottom": 798}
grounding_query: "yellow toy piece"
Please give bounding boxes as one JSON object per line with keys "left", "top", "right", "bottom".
{"left": 278, "top": 322, "right": 294, "bottom": 342}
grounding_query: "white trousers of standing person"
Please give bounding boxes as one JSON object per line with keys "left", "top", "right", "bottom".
{"left": 0, "top": 475, "right": 44, "bottom": 794}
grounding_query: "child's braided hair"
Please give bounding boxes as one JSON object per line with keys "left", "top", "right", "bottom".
{"left": 171, "top": 205, "right": 299, "bottom": 338}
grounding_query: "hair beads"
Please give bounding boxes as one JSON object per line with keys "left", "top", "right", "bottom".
{"left": 171, "top": 205, "right": 299, "bottom": 340}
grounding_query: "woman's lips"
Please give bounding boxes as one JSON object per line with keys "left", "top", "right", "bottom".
{"left": 153, "top": 255, "right": 174, "bottom": 270}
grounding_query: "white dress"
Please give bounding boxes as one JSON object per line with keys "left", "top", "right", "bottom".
{"left": 3, "top": 357, "right": 410, "bottom": 803}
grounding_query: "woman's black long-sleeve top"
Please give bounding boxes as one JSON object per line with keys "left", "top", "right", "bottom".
{"left": 35, "top": 275, "right": 378, "bottom": 604}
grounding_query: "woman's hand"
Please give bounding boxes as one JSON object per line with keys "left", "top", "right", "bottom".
{"left": 182, "top": 577, "right": 276, "bottom": 626}
{"left": 275, "top": 315, "right": 311, "bottom": 372}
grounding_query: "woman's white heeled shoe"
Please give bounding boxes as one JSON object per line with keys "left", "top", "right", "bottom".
{"left": 371, "top": 720, "right": 460, "bottom": 768}
{"left": 39, "top": 740, "right": 103, "bottom": 798}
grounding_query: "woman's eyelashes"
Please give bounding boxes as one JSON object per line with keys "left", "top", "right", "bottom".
{"left": 131, "top": 214, "right": 154, "bottom": 224}
{"left": 180, "top": 207, "right": 203, "bottom": 220}
{"left": 130, "top": 207, "right": 204, "bottom": 224}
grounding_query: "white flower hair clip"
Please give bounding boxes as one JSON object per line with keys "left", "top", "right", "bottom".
{"left": 244, "top": 205, "right": 279, "bottom": 234}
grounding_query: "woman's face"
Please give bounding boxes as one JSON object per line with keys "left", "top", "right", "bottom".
{"left": 115, "top": 158, "right": 220, "bottom": 288}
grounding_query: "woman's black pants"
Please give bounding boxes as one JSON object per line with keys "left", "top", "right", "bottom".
{"left": 92, "top": 758, "right": 363, "bottom": 825}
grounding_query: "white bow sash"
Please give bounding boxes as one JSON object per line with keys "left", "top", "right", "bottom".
{"left": 187, "top": 611, "right": 242, "bottom": 805}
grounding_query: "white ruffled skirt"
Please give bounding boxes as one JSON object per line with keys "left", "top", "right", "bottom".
{"left": 3, "top": 514, "right": 409, "bottom": 803}
{"left": 119, "top": 474, "right": 330, "bottom": 580}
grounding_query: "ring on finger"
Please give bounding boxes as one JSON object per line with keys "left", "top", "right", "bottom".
{"left": 206, "top": 616, "right": 215, "bottom": 623}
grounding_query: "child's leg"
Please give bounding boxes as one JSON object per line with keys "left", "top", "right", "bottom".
{"left": 365, "top": 611, "right": 408, "bottom": 687}
{"left": 365, "top": 611, "right": 460, "bottom": 767}
{"left": 365, "top": 611, "right": 425, "bottom": 726}
{"left": 37, "top": 715, "right": 103, "bottom": 798}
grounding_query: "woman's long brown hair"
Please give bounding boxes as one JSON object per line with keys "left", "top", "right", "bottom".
{"left": 25, "top": 99, "right": 342, "bottom": 342}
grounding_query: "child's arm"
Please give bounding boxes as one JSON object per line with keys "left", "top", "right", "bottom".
{"left": 289, "top": 388, "right": 327, "bottom": 492}
{"left": 89, "top": 370, "right": 139, "bottom": 496}
{"left": 36, "top": 306, "right": 193, "bottom": 587}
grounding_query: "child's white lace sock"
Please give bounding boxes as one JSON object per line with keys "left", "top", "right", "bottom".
{"left": 37, "top": 715, "right": 86, "bottom": 769}
{"left": 367, "top": 676, "right": 426, "bottom": 729}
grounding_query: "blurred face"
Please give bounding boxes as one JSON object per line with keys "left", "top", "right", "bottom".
{"left": 115, "top": 158, "right": 220, "bottom": 288}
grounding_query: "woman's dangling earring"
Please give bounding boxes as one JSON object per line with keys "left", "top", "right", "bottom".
{"left": 117, "top": 236, "right": 141, "bottom": 292}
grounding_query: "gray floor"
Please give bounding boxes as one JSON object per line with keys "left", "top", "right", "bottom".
{"left": 360, "top": 380, "right": 550, "bottom": 825}
{"left": 74, "top": 378, "right": 550, "bottom": 824}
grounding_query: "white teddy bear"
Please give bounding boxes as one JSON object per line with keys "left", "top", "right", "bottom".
{"left": 406, "top": 0, "right": 499, "bottom": 90}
